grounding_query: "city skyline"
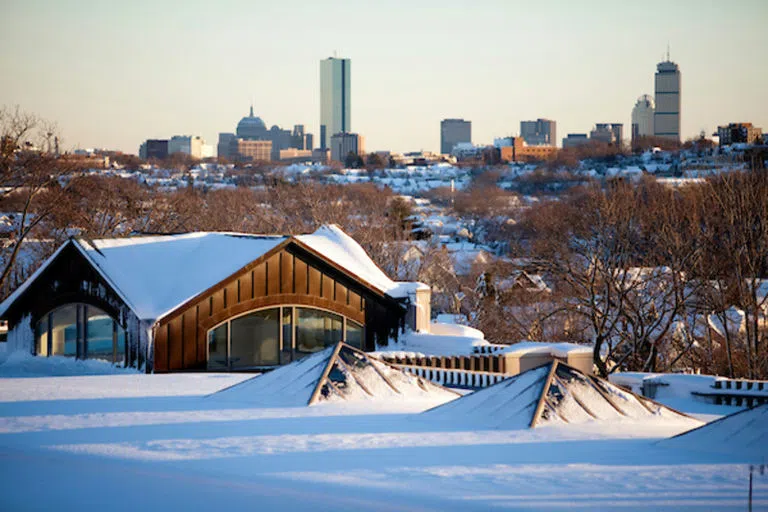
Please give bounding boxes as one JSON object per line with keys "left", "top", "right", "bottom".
{"left": 2, "top": 0, "right": 766, "bottom": 155}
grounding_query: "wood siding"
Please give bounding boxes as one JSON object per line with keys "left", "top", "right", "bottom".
{"left": 153, "top": 243, "right": 406, "bottom": 372}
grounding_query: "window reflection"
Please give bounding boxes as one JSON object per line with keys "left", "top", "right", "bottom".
{"left": 33, "top": 304, "right": 126, "bottom": 364}
{"left": 346, "top": 320, "right": 364, "bottom": 349}
{"left": 207, "top": 323, "right": 228, "bottom": 370}
{"left": 296, "top": 308, "right": 343, "bottom": 354}
{"left": 230, "top": 309, "right": 279, "bottom": 368}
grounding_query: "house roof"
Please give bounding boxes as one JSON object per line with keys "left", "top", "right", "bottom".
{"left": 0, "top": 225, "right": 426, "bottom": 323}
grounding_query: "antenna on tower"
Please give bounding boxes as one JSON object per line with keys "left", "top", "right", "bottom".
{"left": 666, "top": 42, "right": 670, "bottom": 61}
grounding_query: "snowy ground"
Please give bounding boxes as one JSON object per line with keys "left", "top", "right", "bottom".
{"left": 0, "top": 365, "right": 766, "bottom": 510}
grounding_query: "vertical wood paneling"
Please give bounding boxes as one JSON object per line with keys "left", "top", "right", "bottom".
{"left": 267, "top": 254, "right": 281, "bottom": 296}
{"left": 212, "top": 289, "right": 225, "bottom": 316}
{"left": 168, "top": 317, "right": 183, "bottom": 370}
{"left": 254, "top": 262, "right": 266, "bottom": 297}
{"left": 183, "top": 311, "right": 197, "bottom": 368}
{"left": 281, "top": 251, "right": 294, "bottom": 294}
{"left": 294, "top": 258, "right": 308, "bottom": 295}
{"left": 322, "top": 274, "right": 334, "bottom": 300}
{"left": 308, "top": 267, "right": 322, "bottom": 297}
{"left": 154, "top": 324, "right": 168, "bottom": 372}
{"left": 349, "top": 291, "right": 361, "bottom": 311}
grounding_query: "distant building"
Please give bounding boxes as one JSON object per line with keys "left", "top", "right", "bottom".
{"left": 237, "top": 106, "right": 268, "bottom": 140}
{"left": 320, "top": 57, "right": 351, "bottom": 150}
{"left": 279, "top": 148, "right": 313, "bottom": 162}
{"left": 268, "top": 125, "right": 292, "bottom": 161}
{"left": 631, "top": 95, "right": 655, "bottom": 143}
{"left": 717, "top": 123, "right": 763, "bottom": 145}
{"left": 235, "top": 139, "right": 272, "bottom": 162}
{"left": 141, "top": 139, "right": 169, "bottom": 160}
{"left": 589, "top": 124, "right": 623, "bottom": 146}
{"left": 520, "top": 119, "right": 556, "bottom": 146}
{"left": 562, "top": 134, "right": 589, "bottom": 148}
{"left": 312, "top": 148, "right": 330, "bottom": 164}
{"left": 330, "top": 132, "right": 364, "bottom": 163}
{"left": 290, "top": 125, "right": 313, "bottom": 151}
{"left": 654, "top": 58, "right": 681, "bottom": 141}
{"left": 499, "top": 137, "right": 557, "bottom": 163}
{"left": 168, "top": 136, "right": 204, "bottom": 159}
{"left": 217, "top": 133, "right": 236, "bottom": 160}
{"left": 440, "top": 119, "right": 471, "bottom": 154}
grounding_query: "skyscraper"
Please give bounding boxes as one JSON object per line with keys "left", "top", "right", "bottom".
{"left": 440, "top": 119, "right": 471, "bottom": 154}
{"left": 654, "top": 55, "right": 681, "bottom": 141}
{"left": 520, "top": 119, "right": 557, "bottom": 146}
{"left": 631, "top": 95, "right": 655, "bottom": 144}
{"left": 320, "top": 57, "right": 351, "bottom": 150}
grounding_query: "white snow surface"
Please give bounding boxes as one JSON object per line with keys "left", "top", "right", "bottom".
{"left": 380, "top": 330, "right": 489, "bottom": 357}
{"left": 660, "top": 404, "right": 768, "bottom": 461}
{"left": 296, "top": 225, "right": 427, "bottom": 298}
{"left": 0, "top": 370, "right": 766, "bottom": 510}
{"left": 211, "top": 344, "right": 458, "bottom": 410}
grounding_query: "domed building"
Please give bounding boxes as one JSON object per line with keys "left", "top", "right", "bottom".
{"left": 236, "top": 106, "right": 268, "bottom": 140}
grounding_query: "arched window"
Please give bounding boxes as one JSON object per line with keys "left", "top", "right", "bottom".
{"left": 34, "top": 304, "right": 126, "bottom": 365}
{"left": 207, "top": 306, "right": 365, "bottom": 371}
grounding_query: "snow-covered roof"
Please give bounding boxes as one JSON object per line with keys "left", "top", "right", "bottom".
{"left": 75, "top": 233, "right": 287, "bottom": 321}
{"left": 502, "top": 341, "right": 592, "bottom": 358}
{"left": 0, "top": 225, "right": 426, "bottom": 323}
{"left": 295, "top": 225, "right": 428, "bottom": 298}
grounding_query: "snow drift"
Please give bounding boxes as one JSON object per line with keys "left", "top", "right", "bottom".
{"left": 661, "top": 404, "right": 768, "bottom": 461}
{"left": 209, "top": 343, "right": 459, "bottom": 407}
{"left": 423, "top": 360, "right": 701, "bottom": 429}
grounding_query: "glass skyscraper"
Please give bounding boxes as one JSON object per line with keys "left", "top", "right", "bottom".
{"left": 320, "top": 57, "right": 351, "bottom": 150}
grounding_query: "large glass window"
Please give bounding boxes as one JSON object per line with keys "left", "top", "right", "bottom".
{"left": 34, "top": 304, "right": 126, "bottom": 364}
{"left": 230, "top": 309, "right": 279, "bottom": 368}
{"left": 296, "top": 308, "right": 343, "bottom": 354}
{"left": 207, "top": 306, "right": 364, "bottom": 370}
{"left": 207, "top": 323, "right": 228, "bottom": 370}
{"left": 346, "top": 320, "right": 364, "bottom": 350}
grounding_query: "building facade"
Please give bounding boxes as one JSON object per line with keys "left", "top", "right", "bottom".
{"left": 0, "top": 226, "right": 427, "bottom": 373}
{"left": 654, "top": 59, "right": 681, "bottom": 141}
{"left": 168, "top": 135, "right": 204, "bottom": 159}
{"left": 520, "top": 119, "right": 557, "bottom": 146}
{"left": 562, "top": 134, "right": 589, "bottom": 148}
{"left": 589, "top": 123, "right": 623, "bottom": 146}
{"left": 499, "top": 138, "right": 557, "bottom": 162}
{"left": 320, "top": 57, "right": 351, "bottom": 150}
{"left": 330, "top": 132, "right": 365, "bottom": 163}
{"left": 142, "top": 139, "right": 169, "bottom": 160}
{"left": 631, "top": 95, "right": 655, "bottom": 143}
{"left": 235, "top": 139, "right": 272, "bottom": 162}
{"left": 717, "top": 123, "right": 763, "bottom": 145}
{"left": 217, "top": 133, "right": 236, "bottom": 160}
{"left": 440, "top": 119, "right": 472, "bottom": 155}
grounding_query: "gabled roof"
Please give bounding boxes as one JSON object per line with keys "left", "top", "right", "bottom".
{"left": 0, "top": 225, "right": 425, "bottom": 322}
{"left": 423, "top": 361, "right": 698, "bottom": 429}
{"left": 209, "top": 342, "right": 459, "bottom": 407}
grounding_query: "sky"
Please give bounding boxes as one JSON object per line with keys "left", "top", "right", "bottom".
{"left": 2, "top": 0, "right": 766, "bottom": 155}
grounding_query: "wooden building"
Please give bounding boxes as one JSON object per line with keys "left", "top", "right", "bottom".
{"left": 0, "top": 225, "right": 429, "bottom": 373}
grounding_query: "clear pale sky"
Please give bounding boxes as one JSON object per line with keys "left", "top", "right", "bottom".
{"left": 2, "top": 0, "right": 766, "bottom": 154}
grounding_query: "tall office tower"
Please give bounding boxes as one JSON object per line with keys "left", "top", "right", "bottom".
{"left": 631, "top": 95, "right": 655, "bottom": 143}
{"left": 520, "top": 118, "right": 557, "bottom": 146}
{"left": 654, "top": 55, "right": 681, "bottom": 141}
{"left": 440, "top": 118, "right": 472, "bottom": 154}
{"left": 320, "top": 57, "right": 351, "bottom": 150}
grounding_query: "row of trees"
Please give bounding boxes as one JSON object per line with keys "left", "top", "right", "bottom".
{"left": 472, "top": 173, "right": 768, "bottom": 379}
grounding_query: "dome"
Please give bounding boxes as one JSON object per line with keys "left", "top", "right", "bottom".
{"left": 236, "top": 106, "right": 267, "bottom": 140}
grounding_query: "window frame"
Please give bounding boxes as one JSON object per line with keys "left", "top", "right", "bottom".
{"left": 206, "top": 305, "right": 365, "bottom": 371}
